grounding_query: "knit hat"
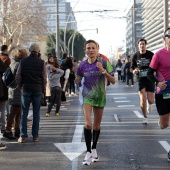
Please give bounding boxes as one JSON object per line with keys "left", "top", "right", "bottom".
{"left": 29, "top": 43, "right": 40, "bottom": 53}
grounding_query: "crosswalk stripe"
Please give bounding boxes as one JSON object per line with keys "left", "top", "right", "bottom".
{"left": 159, "top": 141, "right": 170, "bottom": 153}
{"left": 133, "top": 111, "right": 143, "bottom": 118}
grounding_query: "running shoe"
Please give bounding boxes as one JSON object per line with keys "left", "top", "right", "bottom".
{"left": 168, "top": 151, "right": 170, "bottom": 162}
{"left": 147, "top": 104, "right": 153, "bottom": 114}
{"left": 82, "top": 152, "right": 92, "bottom": 165}
{"left": 92, "top": 149, "right": 99, "bottom": 162}
{"left": 142, "top": 118, "right": 148, "bottom": 124}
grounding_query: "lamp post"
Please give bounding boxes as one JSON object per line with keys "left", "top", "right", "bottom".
{"left": 63, "top": 0, "right": 80, "bottom": 52}
{"left": 63, "top": 12, "right": 73, "bottom": 52}
{"left": 56, "top": 0, "right": 60, "bottom": 58}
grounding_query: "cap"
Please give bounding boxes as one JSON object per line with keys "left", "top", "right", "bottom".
{"left": 164, "top": 33, "right": 170, "bottom": 38}
{"left": 29, "top": 43, "right": 40, "bottom": 53}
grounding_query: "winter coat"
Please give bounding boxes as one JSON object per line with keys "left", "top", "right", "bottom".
{"left": 0, "top": 59, "right": 7, "bottom": 98}
{"left": 0, "top": 54, "right": 10, "bottom": 100}
{"left": 8, "top": 57, "right": 22, "bottom": 105}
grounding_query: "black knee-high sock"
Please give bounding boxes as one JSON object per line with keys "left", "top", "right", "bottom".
{"left": 84, "top": 127, "right": 92, "bottom": 153}
{"left": 92, "top": 129, "right": 100, "bottom": 149}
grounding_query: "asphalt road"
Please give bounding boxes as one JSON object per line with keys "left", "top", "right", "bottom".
{"left": 1, "top": 77, "right": 170, "bottom": 170}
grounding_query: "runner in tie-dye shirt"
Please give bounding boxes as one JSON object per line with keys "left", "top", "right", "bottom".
{"left": 75, "top": 40, "right": 115, "bottom": 165}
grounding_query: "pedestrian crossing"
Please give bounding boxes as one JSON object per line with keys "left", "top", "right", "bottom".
{"left": 110, "top": 93, "right": 170, "bottom": 158}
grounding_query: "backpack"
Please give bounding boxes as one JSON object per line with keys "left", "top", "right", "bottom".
{"left": 2, "top": 67, "right": 15, "bottom": 87}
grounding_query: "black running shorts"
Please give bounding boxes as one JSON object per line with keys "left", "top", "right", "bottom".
{"left": 138, "top": 78, "right": 155, "bottom": 92}
{"left": 155, "top": 94, "right": 170, "bottom": 115}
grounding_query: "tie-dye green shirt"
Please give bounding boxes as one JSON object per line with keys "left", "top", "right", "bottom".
{"left": 76, "top": 58, "right": 114, "bottom": 107}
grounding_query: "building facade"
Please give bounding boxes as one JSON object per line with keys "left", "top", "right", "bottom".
{"left": 41, "top": 0, "right": 77, "bottom": 34}
{"left": 126, "top": 0, "right": 142, "bottom": 56}
{"left": 142, "top": 0, "right": 170, "bottom": 53}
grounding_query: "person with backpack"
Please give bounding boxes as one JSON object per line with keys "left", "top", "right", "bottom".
{"left": 0, "top": 45, "right": 10, "bottom": 134}
{"left": 3, "top": 49, "right": 27, "bottom": 140}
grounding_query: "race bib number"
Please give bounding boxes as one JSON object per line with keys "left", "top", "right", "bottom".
{"left": 139, "top": 70, "right": 147, "bottom": 77}
{"left": 163, "top": 94, "right": 170, "bottom": 99}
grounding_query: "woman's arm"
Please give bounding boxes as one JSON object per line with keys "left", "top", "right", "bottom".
{"left": 97, "top": 61, "right": 115, "bottom": 84}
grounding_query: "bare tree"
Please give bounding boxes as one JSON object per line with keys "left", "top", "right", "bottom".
{"left": 0, "top": 0, "right": 47, "bottom": 53}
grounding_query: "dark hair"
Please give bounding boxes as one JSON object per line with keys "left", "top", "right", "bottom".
{"left": 164, "top": 28, "right": 170, "bottom": 35}
{"left": 137, "top": 38, "right": 147, "bottom": 45}
{"left": 61, "top": 57, "right": 73, "bottom": 70}
{"left": 84, "top": 40, "right": 98, "bottom": 49}
{"left": 1, "top": 45, "right": 8, "bottom": 52}
{"left": 62, "top": 52, "right": 67, "bottom": 59}
{"left": 54, "top": 58, "right": 60, "bottom": 68}
{"left": 72, "top": 57, "right": 76, "bottom": 62}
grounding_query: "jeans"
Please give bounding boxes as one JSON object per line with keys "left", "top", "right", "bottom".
{"left": 69, "top": 81, "right": 75, "bottom": 93}
{"left": 20, "top": 91, "right": 42, "bottom": 138}
{"left": 126, "top": 73, "right": 134, "bottom": 85}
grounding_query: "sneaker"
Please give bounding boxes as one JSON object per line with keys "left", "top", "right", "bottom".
{"left": 0, "top": 143, "right": 6, "bottom": 150}
{"left": 18, "top": 137, "right": 26, "bottom": 143}
{"left": 147, "top": 104, "right": 152, "bottom": 114}
{"left": 92, "top": 149, "right": 99, "bottom": 162}
{"left": 142, "top": 118, "right": 148, "bottom": 124}
{"left": 168, "top": 151, "right": 170, "bottom": 162}
{"left": 46, "top": 112, "right": 50, "bottom": 117}
{"left": 3, "top": 131, "right": 16, "bottom": 140}
{"left": 55, "top": 113, "right": 60, "bottom": 116}
{"left": 82, "top": 152, "right": 92, "bottom": 165}
{"left": 68, "top": 94, "right": 71, "bottom": 97}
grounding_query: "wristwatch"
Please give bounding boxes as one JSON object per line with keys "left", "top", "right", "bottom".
{"left": 102, "top": 69, "right": 106, "bottom": 74}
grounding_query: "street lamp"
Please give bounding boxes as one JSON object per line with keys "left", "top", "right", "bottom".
{"left": 56, "top": 0, "right": 60, "bottom": 58}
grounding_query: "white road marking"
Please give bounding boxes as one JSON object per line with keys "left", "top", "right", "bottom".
{"left": 117, "top": 105, "right": 135, "bottom": 107}
{"left": 107, "top": 93, "right": 138, "bottom": 95}
{"left": 115, "top": 101, "right": 130, "bottom": 103}
{"left": 113, "top": 97, "right": 127, "bottom": 99}
{"left": 133, "top": 111, "right": 144, "bottom": 118}
{"left": 114, "top": 114, "right": 120, "bottom": 122}
{"left": 159, "top": 141, "right": 170, "bottom": 153}
{"left": 54, "top": 109, "right": 86, "bottom": 161}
